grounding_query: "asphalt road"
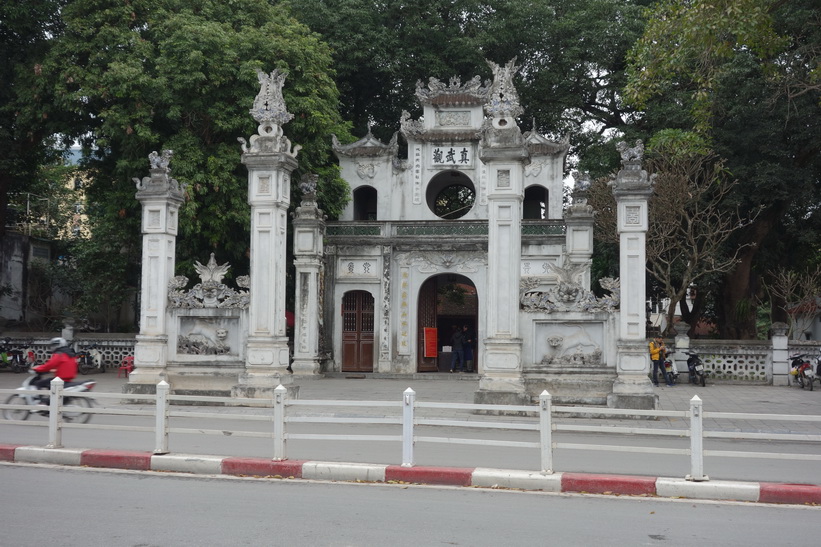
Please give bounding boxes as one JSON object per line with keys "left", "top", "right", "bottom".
{"left": 2, "top": 464, "right": 817, "bottom": 547}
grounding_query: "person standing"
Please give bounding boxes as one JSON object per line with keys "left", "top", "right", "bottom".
{"left": 649, "top": 336, "right": 672, "bottom": 387}
{"left": 462, "top": 324, "right": 474, "bottom": 373}
{"left": 449, "top": 325, "right": 465, "bottom": 373}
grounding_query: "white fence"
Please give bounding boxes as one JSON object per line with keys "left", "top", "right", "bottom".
{"left": 3, "top": 380, "right": 821, "bottom": 481}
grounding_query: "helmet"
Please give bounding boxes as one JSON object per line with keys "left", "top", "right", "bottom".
{"left": 49, "top": 337, "right": 68, "bottom": 348}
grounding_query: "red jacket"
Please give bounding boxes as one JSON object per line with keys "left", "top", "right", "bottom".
{"left": 34, "top": 349, "right": 78, "bottom": 381}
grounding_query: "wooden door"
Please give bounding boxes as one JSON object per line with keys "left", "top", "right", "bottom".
{"left": 341, "top": 291, "right": 374, "bottom": 372}
{"left": 417, "top": 279, "right": 439, "bottom": 372}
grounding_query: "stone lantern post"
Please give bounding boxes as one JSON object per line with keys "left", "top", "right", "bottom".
{"left": 291, "top": 174, "right": 325, "bottom": 375}
{"left": 232, "top": 69, "right": 300, "bottom": 398}
{"left": 608, "top": 141, "right": 657, "bottom": 409}
{"left": 130, "top": 151, "right": 186, "bottom": 389}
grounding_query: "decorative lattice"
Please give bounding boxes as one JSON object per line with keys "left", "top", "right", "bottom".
{"left": 693, "top": 346, "right": 770, "bottom": 383}
{"left": 521, "top": 222, "right": 566, "bottom": 236}
{"left": 326, "top": 225, "right": 382, "bottom": 237}
{"left": 6, "top": 338, "right": 136, "bottom": 370}
{"left": 395, "top": 224, "right": 488, "bottom": 236}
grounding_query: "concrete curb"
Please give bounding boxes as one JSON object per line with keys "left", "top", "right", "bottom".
{"left": 2, "top": 444, "right": 819, "bottom": 506}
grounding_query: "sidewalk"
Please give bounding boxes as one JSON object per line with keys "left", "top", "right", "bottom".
{"left": 2, "top": 370, "right": 820, "bottom": 506}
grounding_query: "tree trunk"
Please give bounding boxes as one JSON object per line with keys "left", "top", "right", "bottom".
{"left": 720, "top": 206, "right": 782, "bottom": 339}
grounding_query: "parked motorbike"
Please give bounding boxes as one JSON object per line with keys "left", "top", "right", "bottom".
{"left": 0, "top": 338, "right": 29, "bottom": 373}
{"left": 663, "top": 351, "right": 679, "bottom": 384}
{"left": 2, "top": 370, "right": 97, "bottom": 423}
{"left": 789, "top": 354, "right": 815, "bottom": 391}
{"left": 685, "top": 351, "right": 707, "bottom": 387}
{"left": 76, "top": 343, "right": 105, "bottom": 375}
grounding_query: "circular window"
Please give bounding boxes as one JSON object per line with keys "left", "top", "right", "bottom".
{"left": 426, "top": 171, "right": 476, "bottom": 220}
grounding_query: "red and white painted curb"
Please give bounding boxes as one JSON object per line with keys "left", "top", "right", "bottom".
{"left": 2, "top": 443, "right": 819, "bottom": 505}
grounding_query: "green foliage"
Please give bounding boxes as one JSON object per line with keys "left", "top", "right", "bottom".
{"left": 0, "top": 0, "right": 70, "bottom": 237}
{"left": 625, "top": 0, "right": 788, "bottom": 131}
{"left": 40, "top": 0, "right": 351, "bottom": 276}
{"left": 288, "top": 0, "right": 649, "bottom": 164}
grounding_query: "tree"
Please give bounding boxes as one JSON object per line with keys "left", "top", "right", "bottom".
{"left": 625, "top": 0, "right": 821, "bottom": 338}
{"left": 287, "top": 0, "right": 650, "bottom": 163}
{"left": 32, "top": 0, "right": 351, "bottom": 286}
{"left": 588, "top": 132, "right": 758, "bottom": 336}
{"left": 0, "top": 0, "right": 70, "bottom": 240}
{"left": 764, "top": 266, "right": 821, "bottom": 340}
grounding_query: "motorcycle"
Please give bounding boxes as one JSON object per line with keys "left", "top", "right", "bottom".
{"left": 76, "top": 343, "right": 105, "bottom": 375}
{"left": 0, "top": 338, "right": 29, "bottom": 373}
{"left": 685, "top": 351, "right": 707, "bottom": 387}
{"left": 2, "top": 370, "right": 97, "bottom": 423}
{"left": 663, "top": 351, "right": 679, "bottom": 384}
{"left": 789, "top": 354, "right": 815, "bottom": 391}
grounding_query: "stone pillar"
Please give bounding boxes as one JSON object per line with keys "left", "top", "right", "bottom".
{"left": 672, "top": 321, "right": 690, "bottom": 376}
{"left": 771, "top": 322, "right": 789, "bottom": 386}
{"left": 291, "top": 174, "right": 325, "bottom": 376}
{"left": 233, "top": 69, "right": 300, "bottom": 398}
{"left": 607, "top": 141, "right": 657, "bottom": 409}
{"left": 565, "top": 171, "right": 594, "bottom": 286}
{"left": 475, "top": 59, "right": 529, "bottom": 406}
{"left": 130, "top": 151, "right": 186, "bottom": 389}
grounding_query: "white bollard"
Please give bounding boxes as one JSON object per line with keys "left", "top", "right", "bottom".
{"left": 47, "top": 377, "right": 64, "bottom": 449}
{"left": 539, "top": 390, "right": 553, "bottom": 474}
{"left": 154, "top": 381, "right": 170, "bottom": 455}
{"left": 273, "top": 384, "right": 287, "bottom": 461}
{"left": 687, "top": 395, "right": 709, "bottom": 481}
{"left": 402, "top": 388, "right": 416, "bottom": 467}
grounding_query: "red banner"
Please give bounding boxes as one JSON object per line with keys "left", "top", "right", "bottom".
{"left": 423, "top": 327, "right": 438, "bottom": 358}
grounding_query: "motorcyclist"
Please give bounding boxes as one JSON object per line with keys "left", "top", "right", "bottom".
{"left": 33, "top": 337, "right": 78, "bottom": 395}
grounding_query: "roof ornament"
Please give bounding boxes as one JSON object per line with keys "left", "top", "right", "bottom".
{"left": 485, "top": 58, "right": 524, "bottom": 120}
{"left": 249, "top": 68, "right": 293, "bottom": 127}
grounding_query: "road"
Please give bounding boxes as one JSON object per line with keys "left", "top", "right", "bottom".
{"left": 2, "top": 464, "right": 817, "bottom": 546}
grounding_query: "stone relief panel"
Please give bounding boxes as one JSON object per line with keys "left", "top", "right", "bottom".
{"left": 397, "top": 251, "right": 486, "bottom": 273}
{"left": 356, "top": 162, "right": 376, "bottom": 179}
{"left": 436, "top": 111, "right": 471, "bottom": 127}
{"left": 520, "top": 265, "right": 619, "bottom": 314}
{"left": 177, "top": 316, "right": 238, "bottom": 356}
{"left": 338, "top": 258, "right": 382, "bottom": 278}
{"left": 536, "top": 323, "right": 605, "bottom": 367}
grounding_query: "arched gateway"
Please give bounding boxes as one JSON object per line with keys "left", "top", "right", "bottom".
{"left": 128, "top": 60, "right": 658, "bottom": 410}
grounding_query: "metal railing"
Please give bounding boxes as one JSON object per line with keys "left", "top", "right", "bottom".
{"left": 3, "top": 381, "right": 821, "bottom": 481}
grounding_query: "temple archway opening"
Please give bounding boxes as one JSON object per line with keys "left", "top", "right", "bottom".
{"left": 416, "top": 274, "right": 478, "bottom": 372}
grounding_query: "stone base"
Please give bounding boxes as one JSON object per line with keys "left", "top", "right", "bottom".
{"left": 523, "top": 366, "right": 617, "bottom": 405}
{"left": 231, "top": 384, "right": 300, "bottom": 400}
{"left": 291, "top": 358, "right": 322, "bottom": 376}
{"left": 474, "top": 375, "right": 530, "bottom": 414}
{"left": 607, "top": 373, "right": 657, "bottom": 410}
{"left": 607, "top": 393, "right": 658, "bottom": 410}
{"left": 232, "top": 369, "right": 300, "bottom": 400}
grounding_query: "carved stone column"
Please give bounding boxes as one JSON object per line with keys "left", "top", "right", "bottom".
{"left": 233, "top": 69, "right": 300, "bottom": 398}
{"left": 474, "top": 59, "right": 529, "bottom": 406}
{"left": 608, "top": 141, "right": 657, "bottom": 409}
{"left": 129, "top": 151, "right": 186, "bottom": 390}
{"left": 291, "top": 174, "right": 325, "bottom": 376}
